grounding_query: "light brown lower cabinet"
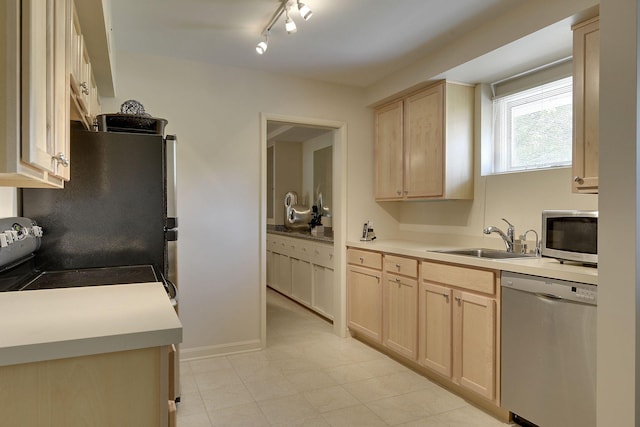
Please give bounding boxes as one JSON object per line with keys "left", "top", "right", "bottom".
{"left": 418, "top": 282, "right": 452, "bottom": 377}
{"left": 347, "top": 264, "right": 383, "bottom": 342}
{"left": 0, "top": 346, "right": 170, "bottom": 427}
{"left": 421, "top": 261, "right": 498, "bottom": 402}
{"left": 452, "top": 289, "right": 496, "bottom": 400}
{"left": 348, "top": 247, "right": 500, "bottom": 409}
{"left": 382, "top": 254, "right": 419, "bottom": 360}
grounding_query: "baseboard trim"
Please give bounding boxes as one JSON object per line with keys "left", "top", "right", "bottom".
{"left": 179, "top": 339, "right": 262, "bottom": 361}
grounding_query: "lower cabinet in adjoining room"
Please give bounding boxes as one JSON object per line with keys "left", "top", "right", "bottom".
{"left": 267, "top": 233, "right": 334, "bottom": 320}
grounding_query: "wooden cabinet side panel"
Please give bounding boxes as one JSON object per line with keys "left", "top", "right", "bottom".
{"left": 418, "top": 282, "right": 452, "bottom": 377}
{"left": 572, "top": 18, "right": 599, "bottom": 193}
{"left": 0, "top": 347, "right": 166, "bottom": 427}
{"left": 383, "top": 274, "right": 418, "bottom": 359}
{"left": 404, "top": 84, "right": 444, "bottom": 198}
{"left": 347, "top": 266, "right": 382, "bottom": 342}
{"left": 453, "top": 290, "right": 496, "bottom": 400}
{"left": 375, "top": 100, "right": 404, "bottom": 199}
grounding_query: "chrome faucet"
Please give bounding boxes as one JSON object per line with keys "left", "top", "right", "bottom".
{"left": 483, "top": 218, "right": 515, "bottom": 252}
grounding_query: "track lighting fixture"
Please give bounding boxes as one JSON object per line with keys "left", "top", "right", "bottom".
{"left": 256, "top": 32, "right": 268, "bottom": 55}
{"left": 297, "top": 1, "right": 312, "bottom": 21}
{"left": 285, "top": 9, "right": 297, "bottom": 34}
{"left": 254, "top": 0, "right": 313, "bottom": 55}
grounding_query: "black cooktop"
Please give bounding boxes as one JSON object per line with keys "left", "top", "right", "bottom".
{"left": 0, "top": 264, "right": 159, "bottom": 292}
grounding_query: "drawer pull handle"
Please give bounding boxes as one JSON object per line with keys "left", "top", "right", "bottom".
{"left": 359, "top": 257, "right": 364, "bottom": 263}
{"left": 574, "top": 176, "right": 584, "bottom": 184}
{"left": 395, "top": 263, "right": 401, "bottom": 269}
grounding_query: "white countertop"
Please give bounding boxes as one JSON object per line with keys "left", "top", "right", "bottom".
{"left": 347, "top": 239, "right": 598, "bottom": 285}
{"left": 0, "top": 282, "right": 183, "bottom": 367}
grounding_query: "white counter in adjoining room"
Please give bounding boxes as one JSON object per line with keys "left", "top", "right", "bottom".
{"left": 347, "top": 239, "right": 597, "bottom": 285}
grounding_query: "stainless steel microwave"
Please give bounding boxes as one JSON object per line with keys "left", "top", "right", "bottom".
{"left": 541, "top": 210, "right": 598, "bottom": 265}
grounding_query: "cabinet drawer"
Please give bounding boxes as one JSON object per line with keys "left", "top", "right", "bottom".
{"left": 289, "top": 239, "right": 312, "bottom": 260}
{"left": 384, "top": 255, "right": 418, "bottom": 278}
{"left": 421, "top": 261, "right": 496, "bottom": 295}
{"left": 347, "top": 249, "right": 382, "bottom": 270}
{"left": 313, "top": 243, "right": 334, "bottom": 268}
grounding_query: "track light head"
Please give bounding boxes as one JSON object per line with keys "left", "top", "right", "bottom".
{"left": 256, "top": 31, "right": 269, "bottom": 55}
{"left": 256, "top": 40, "right": 268, "bottom": 55}
{"left": 297, "top": 1, "right": 312, "bottom": 21}
{"left": 285, "top": 10, "right": 297, "bottom": 34}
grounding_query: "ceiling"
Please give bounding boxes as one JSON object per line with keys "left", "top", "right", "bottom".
{"left": 108, "top": 0, "right": 574, "bottom": 88}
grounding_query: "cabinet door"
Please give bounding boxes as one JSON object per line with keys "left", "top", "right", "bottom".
{"left": 572, "top": 18, "right": 599, "bottom": 193}
{"left": 273, "top": 252, "right": 292, "bottom": 295}
{"left": 375, "top": 100, "right": 404, "bottom": 200}
{"left": 21, "top": 0, "right": 54, "bottom": 174}
{"left": 291, "top": 257, "right": 312, "bottom": 305}
{"left": 383, "top": 273, "right": 418, "bottom": 359}
{"left": 266, "top": 250, "right": 273, "bottom": 287}
{"left": 347, "top": 265, "right": 382, "bottom": 342}
{"left": 452, "top": 290, "right": 496, "bottom": 400}
{"left": 312, "top": 265, "right": 333, "bottom": 318}
{"left": 404, "top": 84, "right": 444, "bottom": 198}
{"left": 418, "top": 282, "right": 452, "bottom": 377}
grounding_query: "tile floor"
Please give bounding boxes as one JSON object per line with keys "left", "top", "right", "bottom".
{"left": 177, "top": 289, "right": 511, "bottom": 426}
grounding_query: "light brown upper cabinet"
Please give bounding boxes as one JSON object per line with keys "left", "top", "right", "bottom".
{"left": 374, "top": 81, "right": 474, "bottom": 201}
{"left": 572, "top": 17, "right": 599, "bottom": 194}
{"left": 0, "top": 0, "right": 71, "bottom": 188}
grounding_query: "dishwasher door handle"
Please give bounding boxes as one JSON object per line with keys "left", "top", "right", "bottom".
{"left": 535, "top": 292, "right": 563, "bottom": 301}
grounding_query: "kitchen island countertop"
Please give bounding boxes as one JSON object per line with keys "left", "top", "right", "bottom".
{"left": 347, "top": 239, "right": 598, "bottom": 285}
{"left": 0, "top": 282, "right": 182, "bottom": 367}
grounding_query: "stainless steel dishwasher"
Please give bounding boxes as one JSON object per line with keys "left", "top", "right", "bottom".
{"left": 501, "top": 271, "right": 597, "bottom": 427}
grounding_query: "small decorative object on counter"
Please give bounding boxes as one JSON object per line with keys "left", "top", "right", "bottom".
{"left": 309, "top": 205, "right": 324, "bottom": 236}
{"left": 360, "top": 220, "right": 376, "bottom": 241}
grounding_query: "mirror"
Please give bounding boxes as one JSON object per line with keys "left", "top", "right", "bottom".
{"left": 313, "top": 146, "right": 332, "bottom": 223}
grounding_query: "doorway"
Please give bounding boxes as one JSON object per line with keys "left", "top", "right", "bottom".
{"left": 259, "top": 113, "right": 347, "bottom": 348}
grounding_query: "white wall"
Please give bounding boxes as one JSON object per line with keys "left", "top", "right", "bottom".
{"left": 598, "top": 1, "right": 637, "bottom": 424}
{"left": 0, "top": 188, "right": 17, "bottom": 217}
{"left": 102, "top": 50, "right": 372, "bottom": 358}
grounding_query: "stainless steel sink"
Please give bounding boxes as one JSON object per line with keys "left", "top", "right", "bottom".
{"left": 432, "top": 248, "right": 537, "bottom": 259}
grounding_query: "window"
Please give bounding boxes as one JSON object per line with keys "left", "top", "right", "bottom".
{"left": 490, "top": 76, "right": 573, "bottom": 174}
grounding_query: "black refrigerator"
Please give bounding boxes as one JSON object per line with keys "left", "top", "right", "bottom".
{"left": 20, "top": 125, "right": 178, "bottom": 291}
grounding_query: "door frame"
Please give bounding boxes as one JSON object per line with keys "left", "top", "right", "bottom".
{"left": 259, "top": 112, "right": 348, "bottom": 346}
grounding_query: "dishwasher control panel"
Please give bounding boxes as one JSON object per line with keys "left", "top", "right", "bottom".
{"left": 572, "top": 286, "right": 597, "bottom": 302}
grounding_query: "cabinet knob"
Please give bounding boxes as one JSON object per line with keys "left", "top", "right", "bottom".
{"left": 573, "top": 176, "right": 584, "bottom": 184}
{"left": 396, "top": 190, "right": 402, "bottom": 195}
{"left": 395, "top": 263, "right": 401, "bottom": 269}
{"left": 53, "top": 152, "right": 70, "bottom": 167}
{"left": 79, "top": 82, "right": 89, "bottom": 95}
{"left": 454, "top": 296, "right": 461, "bottom": 303}
{"left": 359, "top": 257, "right": 364, "bottom": 263}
